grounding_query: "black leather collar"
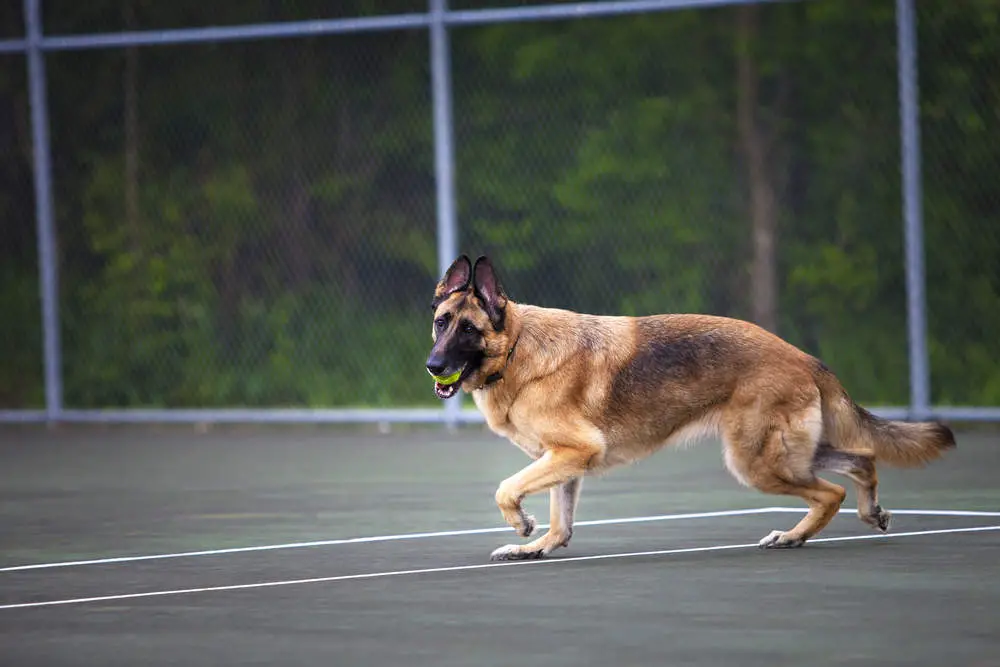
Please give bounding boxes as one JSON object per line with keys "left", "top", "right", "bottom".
{"left": 482, "top": 335, "right": 520, "bottom": 387}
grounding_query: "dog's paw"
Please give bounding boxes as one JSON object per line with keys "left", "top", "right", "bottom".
{"left": 490, "top": 544, "right": 545, "bottom": 562}
{"left": 758, "top": 530, "right": 805, "bottom": 549}
{"left": 858, "top": 505, "right": 892, "bottom": 533}
{"left": 862, "top": 506, "right": 892, "bottom": 533}
{"left": 516, "top": 513, "right": 537, "bottom": 538}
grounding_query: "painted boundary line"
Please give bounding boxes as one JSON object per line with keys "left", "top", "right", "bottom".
{"left": 3, "top": 506, "right": 999, "bottom": 573}
{"left": 777, "top": 508, "right": 1000, "bottom": 517}
{"left": 0, "top": 508, "right": 774, "bottom": 572}
{"left": 2, "top": 524, "right": 998, "bottom": 611}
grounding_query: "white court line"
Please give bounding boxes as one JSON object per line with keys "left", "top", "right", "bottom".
{"left": 1, "top": 523, "right": 998, "bottom": 611}
{"left": 3, "top": 506, "right": 998, "bottom": 573}
{"left": 0, "top": 507, "right": 778, "bottom": 573}
{"left": 778, "top": 507, "right": 1000, "bottom": 517}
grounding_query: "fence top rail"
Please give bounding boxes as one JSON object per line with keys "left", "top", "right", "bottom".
{"left": 2, "top": 0, "right": 799, "bottom": 53}
{"left": 0, "top": 38, "right": 26, "bottom": 53}
{"left": 446, "top": 0, "right": 790, "bottom": 26}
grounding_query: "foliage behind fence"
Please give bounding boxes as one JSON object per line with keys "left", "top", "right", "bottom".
{"left": 1, "top": 0, "right": 998, "bottom": 410}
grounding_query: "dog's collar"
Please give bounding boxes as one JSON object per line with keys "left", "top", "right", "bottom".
{"left": 482, "top": 335, "right": 520, "bottom": 388}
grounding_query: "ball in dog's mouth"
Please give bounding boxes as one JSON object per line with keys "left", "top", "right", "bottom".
{"left": 430, "top": 366, "right": 465, "bottom": 400}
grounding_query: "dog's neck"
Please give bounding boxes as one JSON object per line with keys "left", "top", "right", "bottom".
{"left": 482, "top": 336, "right": 519, "bottom": 387}
{"left": 481, "top": 307, "right": 522, "bottom": 388}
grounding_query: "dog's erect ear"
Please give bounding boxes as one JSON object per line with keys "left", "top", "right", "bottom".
{"left": 472, "top": 255, "right": 507, "bottom": 330}
{"left": 432, "top": 254, "right": 472, "bottom": 308}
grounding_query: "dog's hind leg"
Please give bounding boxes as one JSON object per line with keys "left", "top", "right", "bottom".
{"left": 490, "top": 477, "right": 583, "bottom": 561}
{"left": 754, "top": 473, "right": 846, "bottom": 548}
{"left": 812, "top": 444, "right": 891, "bottom": 532}
{"left": 724, "top": 402, "right": 847, "bottom": 548}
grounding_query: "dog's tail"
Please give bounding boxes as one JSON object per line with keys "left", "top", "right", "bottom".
{"left": 813, "top": 361, "right": 955, "bottom": 467}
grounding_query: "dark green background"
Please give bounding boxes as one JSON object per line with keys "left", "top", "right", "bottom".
{"left": 1, "top": 0, "right": 998, "bottom": 408}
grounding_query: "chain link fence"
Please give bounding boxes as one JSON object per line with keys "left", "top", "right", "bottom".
{"left": 1, "top": 0, "right": 998, "bottom": 421}
{"left": 0, "top": 50, "right": 41, "bottom": 409}
{"left": 40, "top": 1, "right": 428, "bottom": 33}
{"left": 47, "top": 32, "right": 436, "bottom": 409}
{"left": 455, "top": 2, "right": 910, "bottom": 406}
{"left": 917, "top": 0, "right": 1000, "bottom": 407}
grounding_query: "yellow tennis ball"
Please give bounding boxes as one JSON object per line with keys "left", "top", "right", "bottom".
{"left": 430, "top": 369, "right": 462, "bottom": 385}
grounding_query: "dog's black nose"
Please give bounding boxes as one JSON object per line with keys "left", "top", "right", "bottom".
{"left": 426, "top": 360, "right": 446, "bottom": 376}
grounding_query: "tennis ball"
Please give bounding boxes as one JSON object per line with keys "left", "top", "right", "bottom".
{"left": 430, "top": 369, "right": 462, "bottom": 385}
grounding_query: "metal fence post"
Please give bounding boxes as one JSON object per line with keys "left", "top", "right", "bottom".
{"left": 896, "top": 0, "right": 930, "bottom": 421}
{"left": 24, "top": 0, "right": 63, "bottom": 424}
{"left": 430, "top": 0, "right": 461, "bottom": 428}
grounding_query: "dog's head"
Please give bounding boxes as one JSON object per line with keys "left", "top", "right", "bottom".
{"left": 426, "top": 255, "right": 512, "bottom": 399}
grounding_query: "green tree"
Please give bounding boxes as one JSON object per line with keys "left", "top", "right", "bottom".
{"left": 1, "top": 0, "right": 997, "bottom": 410}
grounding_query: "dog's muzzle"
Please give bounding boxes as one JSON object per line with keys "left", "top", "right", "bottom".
{"left": 426, "top": 362, "right": 465, "bottom": 400}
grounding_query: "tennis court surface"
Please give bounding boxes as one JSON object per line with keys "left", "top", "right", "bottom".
{"left": 1, "top": 424, "right": 998, "bottom": 666}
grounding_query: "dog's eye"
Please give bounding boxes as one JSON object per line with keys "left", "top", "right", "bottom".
{"left": 434, "top": 317, "right": 447, "bottom": 331}
{"left": 460, "top": 322, "right": 478, "bottom": 335}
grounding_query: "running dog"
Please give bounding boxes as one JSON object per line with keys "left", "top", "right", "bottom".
{"left": 425, "top": 255, "right": 955, "bottom": 561}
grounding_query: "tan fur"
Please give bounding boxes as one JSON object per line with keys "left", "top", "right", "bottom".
{"left": 428, "top": 256, "right": 957, "bottom": 559}
{"left": 814, "top": 369, "right": 955, "bottom": 467}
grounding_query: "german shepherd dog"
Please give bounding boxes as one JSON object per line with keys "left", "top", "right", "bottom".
{"left": 426, "top": 255, "right": 955, "bottom": 561}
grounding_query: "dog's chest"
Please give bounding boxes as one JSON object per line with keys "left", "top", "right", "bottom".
{"left": 501, "top": 425, "right": 547, "bottom": 459}
{"left": 472, "top": 390, "right": 546, "bottom": 459}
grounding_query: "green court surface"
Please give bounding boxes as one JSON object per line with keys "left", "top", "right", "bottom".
{"left": 1, "top": 424, "right": 998, "bottom": 666}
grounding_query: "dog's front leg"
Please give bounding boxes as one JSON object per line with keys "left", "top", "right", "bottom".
{"left": 490, "top": 476, "right": 583, "bottom": 561}
{"left": 547, "top": 476, "right": 583, "bottom": 548}
{"left": 490, "top": 447, "right": 590, "bottom": 561}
